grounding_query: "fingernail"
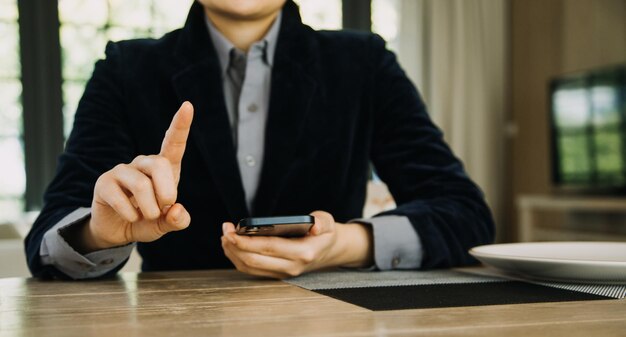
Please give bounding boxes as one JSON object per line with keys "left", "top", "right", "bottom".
{"left": 222, "top": 222, "right": 227, "bottom": 233}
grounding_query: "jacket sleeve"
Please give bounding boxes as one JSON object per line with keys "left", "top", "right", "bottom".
{"left": 24, "top": 42, "right": 136, "bottom": 279}
{"left": 368, "top": 34, "right": 495, "bottom": 269}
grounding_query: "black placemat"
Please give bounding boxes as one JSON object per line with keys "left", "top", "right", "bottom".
{"left": 315, "top": 281, "right": 610, "bottom": 311}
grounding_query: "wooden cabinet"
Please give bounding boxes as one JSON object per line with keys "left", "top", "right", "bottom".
{"left": 517, "top": 195, "right": 626, "bottom": 242}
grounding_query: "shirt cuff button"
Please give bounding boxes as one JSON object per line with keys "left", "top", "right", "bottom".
{"left": 75, "top": 261, "right": 91, "bottom": 268}
{"left": 391, "top": 256, "right": 401, "bottom": 268}
{"left": 100, "top": 258, "right": 114, "bottom": 265}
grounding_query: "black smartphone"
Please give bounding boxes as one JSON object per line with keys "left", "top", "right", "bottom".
{"left": 236, "top": 215, "right": 315, "bottom": 237}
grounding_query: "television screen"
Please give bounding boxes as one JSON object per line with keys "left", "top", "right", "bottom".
{"left": 550, "top": 65, "right": 626, "bottom": 192}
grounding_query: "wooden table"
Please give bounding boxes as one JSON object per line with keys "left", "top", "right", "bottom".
{"left": 1, "top": 270, "right": 625, "bottom": 336}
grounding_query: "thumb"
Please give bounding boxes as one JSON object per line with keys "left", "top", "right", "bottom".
{"left": 222, "top": 222, "right": 236, "bottom": 235}
{"left": 159, "top": 203, "right": 191, "bottom": 233}
{"left": 309, "top": 211, "right": 335, "bottom": 236}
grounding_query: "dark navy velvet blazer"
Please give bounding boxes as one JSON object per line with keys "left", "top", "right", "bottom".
{"left": 25, "top": 1, "right": 494, "bottom": 278}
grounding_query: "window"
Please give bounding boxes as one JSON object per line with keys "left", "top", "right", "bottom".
{"left": 294, "top": 0, "right": 342, "bottom": 30}
{"left": 58, "top": 0, "right": 194, "bottom": 136}
{"left": 0, "top": 0, "right": 25, "bottom": 224}
{"left": 372, "top": 0, "right": 400, "bottom": 51}
{"left": 371, "top": 0, "right": 426, "bottom": 106}
{"left": 552, "top": 69, "right": 626, "bottom": 185}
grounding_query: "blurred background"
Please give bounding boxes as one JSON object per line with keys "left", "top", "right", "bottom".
{"left": 0, "top": 0, "right": 624, "bottom": 277}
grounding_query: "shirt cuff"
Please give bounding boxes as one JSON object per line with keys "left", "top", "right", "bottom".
{"left": 352, "top": 215, "right": 423, "bottom": 270}
{"left": 40, "top": 207, "right": 135, "bottom": 279}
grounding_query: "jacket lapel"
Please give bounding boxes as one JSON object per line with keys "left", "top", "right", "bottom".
{"left": 170, "top": 1, "right": 319, "bottom": 218}
{"left": 171, "top": 2, "right": 248, "bottom": 221}
{"left": 253, "top": 2, "right": 319, "bottom": 215}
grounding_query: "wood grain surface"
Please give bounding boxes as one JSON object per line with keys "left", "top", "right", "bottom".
{"left": 1, "top": 269, "right": 625, "bottom": 337}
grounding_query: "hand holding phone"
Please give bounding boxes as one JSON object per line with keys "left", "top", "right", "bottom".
{"left": 236, "top": 215, "right": 314, "bottom": 237}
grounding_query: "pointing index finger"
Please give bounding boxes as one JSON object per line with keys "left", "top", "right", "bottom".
{"left": 160, "top": 101, "right": 194, "bottom": 167}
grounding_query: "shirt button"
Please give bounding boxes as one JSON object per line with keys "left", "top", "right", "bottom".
{"left": 245, "top": 155, "right": 256, "bottom": 167}
{"left": 247, "top": 104, "right": 258, "bottom": 113}
{"left": 391, "top": 256, "right": 401, "bottom": 268}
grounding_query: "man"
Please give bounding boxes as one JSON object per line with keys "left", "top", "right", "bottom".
{"left": 25, "top": 0, "right": 494, "bottom": 279}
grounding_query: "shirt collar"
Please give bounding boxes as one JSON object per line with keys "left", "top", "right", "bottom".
{"left": 205, "top": 11, "right": 282, "bottom": 75}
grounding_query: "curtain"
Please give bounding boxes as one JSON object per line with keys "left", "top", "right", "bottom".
{"left": 394, "top": 0, "right": 509, "bottom": 240}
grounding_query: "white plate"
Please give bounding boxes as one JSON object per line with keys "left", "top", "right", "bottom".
{"left": 469, "top": 242, "right": 626, "bottom": 284}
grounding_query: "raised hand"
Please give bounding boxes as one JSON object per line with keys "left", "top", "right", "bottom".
{"left": 78, "top": 102, "right": 194, "bottom": 252}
